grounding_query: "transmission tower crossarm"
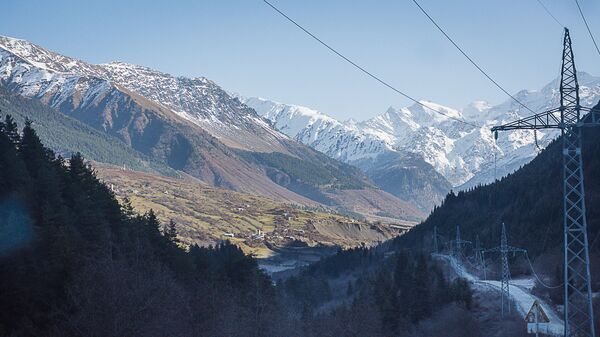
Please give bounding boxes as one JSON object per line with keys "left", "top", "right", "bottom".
{"left": 491, "top": 106, "right": 599, "bottom": 134}
{"left": 506, "top": 246, "right": 527, "bottom": 253}
{"left": 483, "top": 247, "right": 501, "bottom": 253}
{"left": 491, "top": 107, "right": 563, "bottom": 132}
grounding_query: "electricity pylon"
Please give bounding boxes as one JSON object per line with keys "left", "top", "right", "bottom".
{"left": 474, "top": 235, "right": 483, "bottom": 263}
{"left": 484, "top": 223, "right": 526, "bottom": 317}
{"left": 492, "top": 28, "right": 598, "bottom": 337}
{"left": 474, "top": 235, "right": 486, "bottom": 277}
{"left": 449, "top": 225, "right": 471, "bottom": 257}
{"left": 475, "top": 235, "right": 488, "bottom": 280}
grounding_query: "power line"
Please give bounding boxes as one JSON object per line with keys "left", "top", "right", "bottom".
{"left": 574, "top": 0, "right": 600, "bottom": 58}
{"left": 524, "top": 252, "right": 563, "bottom": 289}
{"left": 411, "top": 0, "right": 537, "bottom": 115}
{"left": 262, "top": 0, "right": 480, "bottom": 128}
{"left": 536, "top": 0, "right": 564, "bottom": 28}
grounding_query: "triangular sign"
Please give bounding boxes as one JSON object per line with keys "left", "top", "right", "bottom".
{"left": 525, "top": 300, "right": 550, "bottom": 323}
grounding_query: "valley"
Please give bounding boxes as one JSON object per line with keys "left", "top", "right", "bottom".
{"left": 1, "top": 3, "right": 600, "bottom": 335}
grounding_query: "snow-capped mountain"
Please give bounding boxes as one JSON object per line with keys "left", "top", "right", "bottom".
{"left": 242, "top": 97, "right": 392, "bottom": 162}
{"left": 243, "top": 73, "right": 600, "bottom": 192}
{"left": 243, "top": 98, "right": 454, "bottom": 211}
{"left": 0, "top": 36, "right": 290, "bottom": 153}
{"left": 0, "top": 35, "right": 425, "bottom": 223}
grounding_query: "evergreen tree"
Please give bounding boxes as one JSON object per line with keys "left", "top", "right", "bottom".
{"left": 3, "top": 114, "right": 20, "bottom": 145}
{"left": 165, "top": 219, "right": 179, "bottom": 244}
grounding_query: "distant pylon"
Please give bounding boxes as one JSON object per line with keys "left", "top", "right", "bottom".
{"left": 474, "top": 235, "right": 485, "bottom": 276}
{"left": 450, "top": 225, "right": 471, "bottom": 257}
{"left": 484, "top": 223, "right": 526, "bottom": 317}
{"left": 500, "top": 224, "right": 511, "bottom": 316}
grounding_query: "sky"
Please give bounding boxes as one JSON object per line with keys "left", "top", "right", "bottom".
{"left": 2, "top": 0, "right": 599, "bottom": 121}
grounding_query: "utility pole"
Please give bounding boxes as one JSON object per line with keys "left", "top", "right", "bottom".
{"left": 484, "top": 223, "right": 526, "bottom": 317}
{"left": 492, "top": 28, "right": 599, "bottom": 336}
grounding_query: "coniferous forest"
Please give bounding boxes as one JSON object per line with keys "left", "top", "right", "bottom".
{"left": 0, "top": 116, "right": 477, "bottom": 336}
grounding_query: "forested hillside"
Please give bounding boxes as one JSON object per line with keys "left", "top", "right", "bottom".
{"left": 280, "top": 248, "right": 478, "bottom": 336}
{"left": 395, "top": 103, "right": 600, "bottom": 258}
{"left": 0, "top": 88, "right": 175, "bottom": 176}
{"left": 0, "top": 116, "right": 284, "bottom": 336}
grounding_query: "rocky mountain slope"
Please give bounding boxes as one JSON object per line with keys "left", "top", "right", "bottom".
{"left": 0, "top": 35, "right": 423, "bottom": 223}
{"left": 0, "top": 87, "right": 174, "bottom": 176}
{"left": 243, "top": 97, "right": 453, "bottom": 212}
{"left": 243, "top": 74, "right": 600, "bottom": 202}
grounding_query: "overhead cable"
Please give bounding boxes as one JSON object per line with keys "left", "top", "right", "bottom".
{"left": 411, "top": 0, "right": 537, "bottom": 115}
{"left": 574, "top": 0, "right": 600, "bottom": 58}
{"left": 263, "top": 0, "right": 481, "bottom": 127}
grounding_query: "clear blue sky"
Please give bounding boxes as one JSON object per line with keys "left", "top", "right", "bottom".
{"left": 2, "top": 0, "right": 599, "bottom": 120}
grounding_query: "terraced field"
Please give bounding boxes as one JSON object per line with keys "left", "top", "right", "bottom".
{"left": 95, "top": 163, "right": 402, "bottom": 257}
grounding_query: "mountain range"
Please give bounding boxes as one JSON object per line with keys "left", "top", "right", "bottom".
{"left": 0, "top": 35, "right": 423, "bottom": 225}
{"left": 242, "top": 72, "right": 600, "bottom": 209}
{"left": 2, "top": 34, "right": 599, "bottom": 222}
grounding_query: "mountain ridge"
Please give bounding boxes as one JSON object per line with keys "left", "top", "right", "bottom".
{"left": 0, "top": 35, "right": 424, "bottom": 223}
{"left": 243, "top": 73, "right": 600, "bottom": 204}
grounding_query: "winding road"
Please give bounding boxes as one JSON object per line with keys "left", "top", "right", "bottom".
{"left": 434, "top": 254, "right": 564, "bottom": 336}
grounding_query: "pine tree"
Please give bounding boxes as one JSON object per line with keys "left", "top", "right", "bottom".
{"left": 165, "top": 219, "right": 179, "bottom": 244}
{"left": 0, "top": 115, "right": 26, "bottom": 193}
{"left": 19, "top": 119, "right": 51, "bottom": 179}
{"left": 3, "top": 114, "right": 20, "bottom": 145}
{"left": 121, "top": 197, "right": 136, "bottom": 219}
{"left": 145, "top": 209, "right": 164, "bottom": 246}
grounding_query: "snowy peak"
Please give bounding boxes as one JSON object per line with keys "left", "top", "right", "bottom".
{"left": 406, "top": 101, "right": 464, "bottom": 126}
{"left": 462, "top": 100, "right": 491, "bottom": 120}
{"left": 0, "top": 35, "right": 101, "bottom": 75}
{"left": 0, "top": 35, "right": 292, "bottom": 152}
{"left": 246, "top": 73, "right": 600, "bottom": 189}
{"left": 244, "top": 97, "right": 395, "bottom": 162}
{"left": 244, "top": 97, "right": 342, "bottom": 136}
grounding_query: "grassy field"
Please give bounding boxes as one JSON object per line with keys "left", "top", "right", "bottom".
{"left": 95, "top": 163, "right": 402, "bottom": 257}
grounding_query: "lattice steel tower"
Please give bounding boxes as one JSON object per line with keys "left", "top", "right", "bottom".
{"left": 474, "top": 235, "right": 485, "bottom": 275}
{"left": 484, "top": 223, "right": 526, "bottom": 317}
{"left": 449, "top": 225, "right": 471, "bottom": 257}
{"left": 492, "top": 28, "right": 599, "bottom": 336}
{"left": 474, "top": 235, "right": 483, "bottom": 263}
